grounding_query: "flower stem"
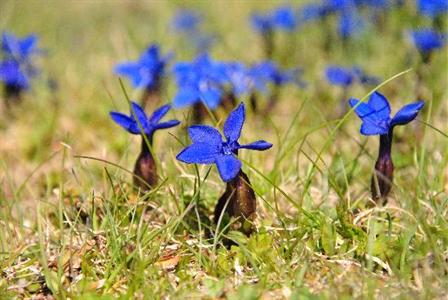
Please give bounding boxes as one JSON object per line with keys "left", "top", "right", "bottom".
{"left": 133, "top": 134, "right": 157, "bottom": 191}
{"left": 214, "top": 170, "right": 257, "bottom": 235}
{"left": 371, "top": 130, "right": 394, "bottom": 203}
{"left": 4, "top": 84, "right": 22, "bottom": 108}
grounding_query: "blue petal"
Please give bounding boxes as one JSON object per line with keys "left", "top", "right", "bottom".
{"left": 188, "top": 125, "right": 223, "bottom": 146}
{"left": 20, "top": 35, "right": 38, "bottom": 56}
{"left": 349, "top": 98, "right": 375, "bottom": 118}
{"left": 110, "top": 112, "right": 139, "bottom": 134}
{"left": 173, "top": 87, "right": 199, "bottom": 108}
{"left": 360, "top": 121, "right": 389, "bottom": 136}
{"left": 215, "top": 155, "right": 242, "bottom": 182}
{"left": 153, "top": 120, "right": 180, "bottom": 130}
{"left": 150, "top": 104, "right": 171, "bottom": 124}
{"left": 201, "top": 88, "right": 221, "bottom": 109}
{"left": 114, "top": 62, "right": 142, "bottom": 87}
{"left": 390, "top": 101, "right": 425, "bottom": 127}
{"left": 239, "top": 140, "right": 272, "bottom": 151}
{"left": 130, "top": 101, "right": 148, "bottom": 130}
{"left": 176, "top": 142, "right": 221, "bottom": 164}
{"left": 223, "top": 102, "right": 245, "bottom": 142}
{"left": 367, "top": 92, "right": 391, "bottom": 119}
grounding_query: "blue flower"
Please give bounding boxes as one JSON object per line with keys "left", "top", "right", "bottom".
{"left": 338, "top": 11, "right": 365, "bottom": 39}
{"left": 250, "top": 61, "right": 306, "bottom": 89}
{"left": 326, "top": 65, "right": 354, "bottom": 87}
{"left": 417, "top": 0, "right": 448, "bottom": 18}
{"left": 250, "top": 13, "right": 275, "bottom": 34}
{"left": 114, "top": 44, "right": 171, "bottom": 89}
{"left": 349, "top": 92, "right": 424, "bottom": 135}
{"left": 2, "top": 32, "right": 41, "bottom": 60}
{"left": 0, "top": 59, "right": 30, "bottom": 89}
{"left": 172, "top": 54, "right": 228, "bottom": 109}
{"left": 296, "top": 3, "right": 332, "bottom": 24}
{"left": 110, "top": 102, "right": 180, "bottom": 136}
{"left": 171, "top": 9, "right": 202, "bottom": 33}
{"left": 410, "top": 29, "right": 446, "bottom": 54}
{"left": 273, "top": 6, "right": 298, "bottom": 31}
{"left": 223, "top": 62, "right": 253, "bottom": 96}
{"left": 176, "top": 103, "right": 272, "bottom": 182}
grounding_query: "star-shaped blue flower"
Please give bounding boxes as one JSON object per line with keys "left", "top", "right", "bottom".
{"left": 177, "top": 103, "right": 272, "bottom": 182}
{"left": 250, "top": 61, "right": 306, "bottom": 90}
{"left": 172, "top": 54, "right": 228, "bottom": 109}
{"left": 114, "top": 44, "right": 171, "bottom": 90}
{"left": 110, "top": 101, "right": 180, "bottom": 136}
{"left": 410, "top": 29, "right": 446, "bottom": 54}
{"left": 2, "top": 32, "right": 40, "bottom": 60}
{"left": 349, "top": 92, "right": 424, "bottom": 135}
{"left": 1, "top": 32, "right": 41, "bottom": 90}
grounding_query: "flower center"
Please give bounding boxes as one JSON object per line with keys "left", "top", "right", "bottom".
{"left": 222, "top": 141, "right": 239, "bottom": 155}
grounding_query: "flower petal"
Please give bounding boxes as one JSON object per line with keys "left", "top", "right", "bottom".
{"left": 349, "top": 98, "right": 374, "bottom": 118}
{"left": 215, "top": 155, "right": 242, "bottom": 182}
{"left": 390, "top": 101, "right": 424, "bottom": 127}
{"left": 172, "top": 87, "right": 198, "bottom": 108}
{"left": 188, "top": 125, "right": 222, "bottom": 146}
{"left": 153, "top": 120, "right": 180, "bottom": 130}
{"left": 110, "top": 112, "right": 139, "bottom": 134}
{"left": 114, "top": 62, "right": 142, "bottom": 87}
{"left": 150, "top": 104, "right": 171, "bottom": 124}
{"left": 130, "top": 101, "right": 148, "bottom": 130}
{"left": 176, "top": 142, "right": 221, "bottom": 164}
{"left": 239, "top": 140, "right": 272, "bottom": 151}
{"left": 223, "top": 102, "right": 245, "bottom": 142}
{"left": 360, "top": 118, "right": 389, "bottom": 135}
{"left": 367, "top": 92, "right": 391, "bottom": 119}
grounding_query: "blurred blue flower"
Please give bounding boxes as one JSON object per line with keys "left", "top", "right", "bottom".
{"left": 410, "top": 29, "right": 446, "bottom": 54}
{"left": 349, "top": 92, "right": 424, "bottom": 135}
{"left": 114, "top": 44, "right": 171, "bottom": 90}
{"left": 325, "top": 65, "right": 354, "bottom": 87}
{"left": 110, "top": 102, "right": 180, "bottom": 136}
{"left": 2, "top": 32, "right": 41, "bottom": 60}
{"left": 1, "top": 32, "right": 41, "bottom": 90}
{"left": 251, "top": 13, "right": 275, "bottom": 34}
{"left": 338, "top": 11, "right": 365, "bottom": 39}
{"left": 417, "top": 0, "right": 448, "bottom": 18}
{"left": 0, "top": 59, "right": 30, "bottom": 89}
{"left": 171, "top": 9, "right": 202, "bottom": 32}
{"left": 176, "top": 103, "right": 272, "bottom": 182}
{"left": 250, "top": 61, "right": 306, "bottom": 90}
{"left": 296, "top": 3, "right": 332, "bottom": 24}
{"left": 172, "top": 54, "right": 228, "bottom": 109}
{"left": 273, "top": 6, "right": 298, "bottom": 31}
{"left": 223, "top": 62, "right": 253, "bottom": 96}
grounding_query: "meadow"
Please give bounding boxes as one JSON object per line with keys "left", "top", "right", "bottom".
{"left": 0, "top": 1, "right": 447, "bottom": 299}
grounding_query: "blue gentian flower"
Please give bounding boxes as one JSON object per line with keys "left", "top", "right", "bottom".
{"left": 114, "top": 44, "right": 171, "bottom": 90}
{"left": 110, "top": 101, "right": 180, "bottom": 136}
{"left": 0, "top": 59, "right": 30, "bottom": 89}
{"left": 410, "top": 29, "right": 446, "bottom": 54}
{"left": 250, "top": 13, "right": 275, "bottom": 34}
{"left": 296, "top": 3, "right": 332, "bottom": 24}
{"left": 2, "top": 32, "right": 40, "bottom": 60}
{"left": 172, "top": 54, "right": 228, "bottom": 109}
{"left": 1, "top": 32, "right": 41, "bottom": 92}
{"left": 338, "top": 11, "right": 365, "bottom": 39}
{"left": 273, "top": 6, "right": 298, "bottom": 31}
{"left": 417, "top": 0, "right": 448, "bottom": 18}
{"left": 223, "top": 62, "right": 253, "bottom": 97}
{"left": 349, "top": 92, "right": 424, "bottom": 135}
{"left": 326, "top": 65, "right": 354, "bottom": 87}
{"left": 171, "top": 9, "right": 202, "bottom": 32}
{"left": 177, "top": 103, "right": 272, "bottom": 182}
{"left": 349, "top": 92, "right": 424, "bottom": 201}
{"left": 251, "top": 61, "right": 306, "bottom": 89}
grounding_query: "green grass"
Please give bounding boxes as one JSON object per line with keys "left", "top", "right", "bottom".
{"left": 0, "top": 1, "right": 447, "bottom": 299}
